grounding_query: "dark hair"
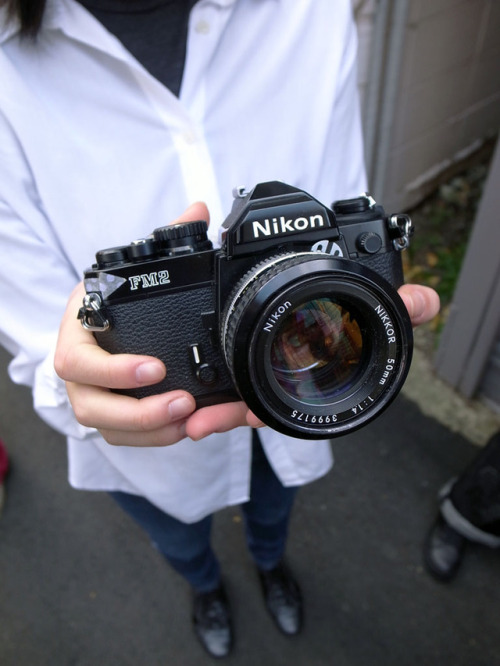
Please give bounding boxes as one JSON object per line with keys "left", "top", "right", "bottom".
{"left": 2, "top": 0, "right": 47, "bottom": 37}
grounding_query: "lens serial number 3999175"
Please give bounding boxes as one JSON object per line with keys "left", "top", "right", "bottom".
{"left": 290, "top": 411, "right": 338, "bottom": 424}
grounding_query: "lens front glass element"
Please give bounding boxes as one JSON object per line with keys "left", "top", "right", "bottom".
{"left": 270, "top": 298, "right": 365, "bottom": 404}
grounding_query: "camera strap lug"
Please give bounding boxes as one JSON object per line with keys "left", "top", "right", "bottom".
{"left": 78, "top": 293, "right": 111, "bottom": 332}
{"left": 388, "top": 214, "right": 414, "bottom": 251}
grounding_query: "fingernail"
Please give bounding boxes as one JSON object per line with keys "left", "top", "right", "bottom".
{"left": 136, "top": 361, "right": 165, "bottom": 385}
{"left": 168, "top": 397, "right": 194, "bottom": 421}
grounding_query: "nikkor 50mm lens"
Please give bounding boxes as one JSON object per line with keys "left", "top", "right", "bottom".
{"left": 223, "top": 253, "right": 413, "bottom": 439}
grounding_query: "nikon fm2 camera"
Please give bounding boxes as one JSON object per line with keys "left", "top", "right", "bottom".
{"left": 79, "top": 182, "right": 414, "bottom": 439}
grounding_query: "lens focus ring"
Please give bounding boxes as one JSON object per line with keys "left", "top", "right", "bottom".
{"left": 222, "top": 254, "right": 309, "bottom": 383}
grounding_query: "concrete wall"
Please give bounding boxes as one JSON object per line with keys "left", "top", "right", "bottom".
{"left": 353, "top": 0, "right": 500, "bottom": 212}
{"left": 434, "top": 139, "right": 500, "bottom": 412}
{"left": 353, "top": 1, "right": 500, "bottom": 410}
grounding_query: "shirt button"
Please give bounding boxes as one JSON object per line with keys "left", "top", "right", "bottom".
{"left": 195, "top": 19, "right": 210, "bottom": 35}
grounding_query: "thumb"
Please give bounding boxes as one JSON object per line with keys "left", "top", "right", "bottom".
{"left": 398, "top": 284, "right": 440, "bottom": 327}
{"left": 172, "top": 201, "right": 210, "bottom": 227}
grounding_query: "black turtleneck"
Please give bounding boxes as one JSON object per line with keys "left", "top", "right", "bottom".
{"left": 77, "top": 0, "right": 198, "bottom": 96}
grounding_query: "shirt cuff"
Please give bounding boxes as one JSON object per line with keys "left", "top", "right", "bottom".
{"left": 33, "top": 344, "right": 97, "bottom": 440}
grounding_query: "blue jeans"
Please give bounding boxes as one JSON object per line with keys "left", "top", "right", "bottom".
{"left": 110, "top": 431, "right": 297, "bottom": 593}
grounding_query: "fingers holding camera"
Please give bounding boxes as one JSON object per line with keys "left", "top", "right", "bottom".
{"left": 186, "top": 402, "right": 265, "bottom": 441}
{"left": 54, "top": 202, "right": 216, "bottom": 447}
{"left": 172, "top": 201, "right": 210, "bottom": 227}
{"left": 55, "top": 282, "right": 167, "bottom": 390}
{"left": 55, "top": 283, "right": 196, "bottom": 446}
{"left": 398, "top": 284, "right": 440, "bottom": 327}
{"left": 66, "top": 383, "right": 196, "bottom": 447}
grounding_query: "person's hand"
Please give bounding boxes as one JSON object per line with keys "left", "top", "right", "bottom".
{"left": 398, "top": 284, "right": 440, "bottom": 327}
{"left": 54, "top": 202, "right": 263, "bottom": 447}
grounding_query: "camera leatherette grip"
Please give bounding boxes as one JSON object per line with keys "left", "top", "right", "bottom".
{"left": 95, "top": 286, "right": 235, "bottom": 401}
{"left": 357, "top": 250, "right": 404, "bottom": 289}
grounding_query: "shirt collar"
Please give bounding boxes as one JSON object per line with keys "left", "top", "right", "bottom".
{"left": 0, "top": 0, "right": 241, "bottom": 45}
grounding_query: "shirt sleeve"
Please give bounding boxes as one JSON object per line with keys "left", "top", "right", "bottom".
{"left": 0, "top": 120, "right": 95, "bottom": 439}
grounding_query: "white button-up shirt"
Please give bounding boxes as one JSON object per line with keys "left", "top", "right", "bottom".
{"left": 0, "top": 0, "right": 367, "bottom": 521}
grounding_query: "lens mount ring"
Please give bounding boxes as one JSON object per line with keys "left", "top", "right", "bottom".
{"left": 222, "top": 254, "right": 413, "bottom": 439}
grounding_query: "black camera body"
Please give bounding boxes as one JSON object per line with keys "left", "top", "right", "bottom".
{"left": 80, "top": 182, "right": 414, "bottom": 439}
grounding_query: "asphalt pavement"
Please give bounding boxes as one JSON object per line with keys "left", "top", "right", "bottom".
{"left": 1, "top": 344, "right": 499, "bottom": 666}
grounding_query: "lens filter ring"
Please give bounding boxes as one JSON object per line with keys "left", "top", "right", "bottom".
{"left": 222, "top": 254, "right": 413, "bottom": 439}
